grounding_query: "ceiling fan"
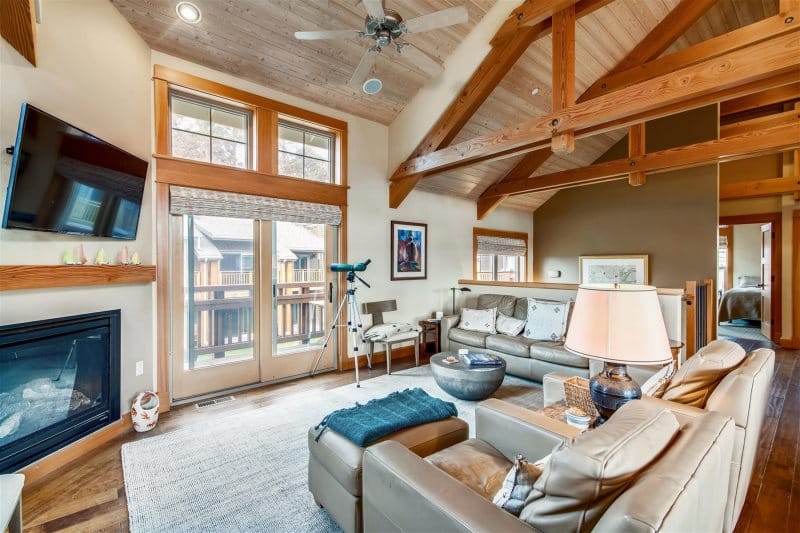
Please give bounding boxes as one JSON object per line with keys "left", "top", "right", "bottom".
{"left": 294, "top": 0, "right": 469, "bottom": 92}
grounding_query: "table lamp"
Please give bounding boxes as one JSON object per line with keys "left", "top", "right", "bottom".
{"left": 565, "top": 283, "right": 672, "bottom": 423}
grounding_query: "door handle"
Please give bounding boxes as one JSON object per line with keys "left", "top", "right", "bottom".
{"left": 329, "top": 282, "right": 333, "bottom": 303}
{"left": 273, "top": 284, "right": 277, "bottom": 298}
{"left": 757, "top": 283, "right": 766, "bottom": 288}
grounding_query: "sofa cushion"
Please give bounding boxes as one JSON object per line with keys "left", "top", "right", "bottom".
{"left": 523, "top": 299, "right": 571, "bottom": 342}
{"left": 530, "top": 341, "right": 589, "bottom": 368}
{"left": 449, "top": 327, "right": 491, "bottom": 348}
{"left": 477, "top": 294, "right": 516, "bottom": 317}
{"left": 513, "top": 297, "right": 528, "bottom": 321}
{"left": 486, "top": 334, "right": 536, "bottom": 358}
{"left": 520, "top": 401, "right": 680, "bottom": 532}
{"left": 662, "top": 339, "right": 746, "bottom": 408}
{"left": 426, "top": 439, "right": 511, "bottom": 501}
{"left": 459, "top": 307, "right": 497, "bottom": 334}
{"left": 496, "top": 313, "right": 526, "bottom": 336}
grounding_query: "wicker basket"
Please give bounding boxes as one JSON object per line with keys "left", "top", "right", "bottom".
{"left": 564, "top": 376, "right": 598, "bottom": 417}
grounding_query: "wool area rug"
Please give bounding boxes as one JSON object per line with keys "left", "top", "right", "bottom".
{"left": 121, "top": 365, "right": 544, "bottom": 532}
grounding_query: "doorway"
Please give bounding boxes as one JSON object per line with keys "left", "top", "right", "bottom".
{"left": 170, "top": 215, "right": 337, "bottom": 400}
{"left": 718, "top": 213, "right": 782, "bottom": 344}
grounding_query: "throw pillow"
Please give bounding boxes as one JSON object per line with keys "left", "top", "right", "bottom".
{"left": 738, "top": 275, "right": 760, "bottom": 288}
{"left": 459, "top": 307, "right": 497, "bottom": 334}
{"left": 640, "top": 362, "right": 676, "bottom": 398}
{"left": 661, "top": 339, "right": 746, "bottom": 407}
{"left": 490, "top": 455, "right": 544, "bottom": 516}
{"left": 523, "top": 298, "right": 571, "bottom": 342}
{"left": 519, "top": 401, "right": 680, "bottom": 532}
{"left": 496, "top": 313, "right": 526, "bottom": 336}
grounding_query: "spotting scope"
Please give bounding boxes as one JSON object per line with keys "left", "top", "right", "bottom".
{"left": 330, "top": 259, "right": 371, "bottom": 273}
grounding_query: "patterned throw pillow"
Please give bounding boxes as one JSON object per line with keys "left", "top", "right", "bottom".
{"left": 523, "top": 298, "right": 571, "bottom": 342}
{"left": 459, "top": 307, "right": 497, "bottom": 334}
{"left": 640, "top": 362, "right": 676, "bottom": 398}
{"left": 491, "top": 455, "right": 545, "bottom": 516}
{"left": 496, "top": 313, "right": 526, "bottom": 336}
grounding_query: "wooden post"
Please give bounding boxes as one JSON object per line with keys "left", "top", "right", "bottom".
{"left": 551, "top": 5, "right": 576, "bottom": 154}
{"left": 704, "top": 278, "right": 715, "bottom": 342}
{"left": 628, "top": 123, "right": 646, "bottom": 186}
{"left": 684, "top": 280, "right": 697, "bottom": 357}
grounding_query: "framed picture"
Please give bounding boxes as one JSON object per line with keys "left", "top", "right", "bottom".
{"left": 391, "top": 221, "right": 427, "bottom": 280}
{"left": 579, "top": 255, "right": 649, "bottom": 285}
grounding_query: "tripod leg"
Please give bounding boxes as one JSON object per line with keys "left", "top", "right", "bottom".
{"left": 310, "top": 292, "right": 348, "bottom": 377}
{"left": 351, "top": 298, "right": 371, "bottom": 369}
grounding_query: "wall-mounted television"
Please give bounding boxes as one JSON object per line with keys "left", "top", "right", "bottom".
{"left": 2, "top": 104, "right": 148, "bottom": 240}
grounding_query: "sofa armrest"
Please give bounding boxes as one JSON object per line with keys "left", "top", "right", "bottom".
{"left": 440, "top": 315, "right": 461, "bottom": 352}
{"left": 639, "top": 395, "right": 706, "bottom": 425}
{"left": 476, "top": 399, "right": 580, "bottom": 462}
{"left": 363, "top": 441, "right": 531, "bottom": 533}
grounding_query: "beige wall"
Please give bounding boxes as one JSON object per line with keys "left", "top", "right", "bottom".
{"left": 533, "top": 106, "right": 719, "bottom": 289}
{"left": 732, "top": 223, "right": 761, "bottom": 283}
{"left": 0, "top": 0, "right": 154, "bottom": 411}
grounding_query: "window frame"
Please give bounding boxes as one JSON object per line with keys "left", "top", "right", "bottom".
{"left": 472, "top": 228, "right": 529, "bottom": 283}
{"left": 277, "top": 119, "right": 337, "bottom": 184}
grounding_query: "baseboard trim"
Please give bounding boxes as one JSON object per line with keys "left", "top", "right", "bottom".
{"left": 779, "top": 337, "right": 800, "bottom": 349}
{"left": 341, "top": 345, "right": 419, "bottom": 370}
{"left": 19, "top": 416, "right": 132, "bottom": 486}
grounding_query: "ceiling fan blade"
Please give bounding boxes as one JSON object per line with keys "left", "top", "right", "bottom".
{"left": 294, "top": 30, "right": 362, "bottom": 40}
{"left": 362, "top": 0, "right": 386, "bottom": 21}
{"left": 350, "top": 48, "right": 379, "bottom": 87}
{"left": 403, "top": 5, "right": 469, "bottom": 34}
{"left": 397, "top": 43, "right": 444, "bottom": 75}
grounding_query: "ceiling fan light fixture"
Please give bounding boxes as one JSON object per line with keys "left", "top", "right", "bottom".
{"left": 530, "top": 87, "right": 540, "bottom": 96}
{"left": 176, "top": 1, "right": 202, "bottom": 24}
{"left": 363, "top": 78, "right": 383, "bottom": 95}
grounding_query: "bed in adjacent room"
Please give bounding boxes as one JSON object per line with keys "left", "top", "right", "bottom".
{"left": 718, "top": 277, "right": 762, "bottom": 323}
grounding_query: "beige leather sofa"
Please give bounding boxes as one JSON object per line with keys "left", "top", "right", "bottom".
{"left": 441, "top": 294, "right": 589, "bottom": 382}
{"left": 363, "top": 398, "right": 735, "bottom": 532}
{"left": 545, "top": 346, "right": 775, "bottom": 533}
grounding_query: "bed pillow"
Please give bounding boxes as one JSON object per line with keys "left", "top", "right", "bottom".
{"left": 523, "top": 298, "right": 571, "bottom": 342}
{"left": 459, "top": 307, "right": 497, "bottom": 334}
{"left": 738, "top": 276, "right": 760, "bottom": 288}
{"left": 496, "top": 313, "right": 526, "bottom": 336}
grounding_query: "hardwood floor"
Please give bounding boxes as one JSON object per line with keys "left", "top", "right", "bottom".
{"left": 19, "top": 345, "right": 799, "bottom": 532}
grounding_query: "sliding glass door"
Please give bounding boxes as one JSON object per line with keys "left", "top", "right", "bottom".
{"left": 171, "top": 216, "right": 337, "bottom": 400}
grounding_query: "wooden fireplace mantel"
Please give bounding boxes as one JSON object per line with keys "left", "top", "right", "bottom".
{"left": 0, "top": 265, "right": 157, "bottom": 291}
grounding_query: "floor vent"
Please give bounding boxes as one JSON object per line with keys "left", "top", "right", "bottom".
{"left": 195, "top": 395, "right": 235, "bottom": 408}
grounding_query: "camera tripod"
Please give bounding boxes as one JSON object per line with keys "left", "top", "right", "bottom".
{"left": 311, "top": 269, "right": 372, "bottom": 386}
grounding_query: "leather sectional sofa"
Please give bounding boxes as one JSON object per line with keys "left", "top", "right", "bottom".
{"left": 441, "top": 293, "right": 589, "bottom": 382}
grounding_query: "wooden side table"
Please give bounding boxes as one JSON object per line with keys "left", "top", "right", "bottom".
{"left": 418, "top": 319, "right": 441, "bottom": 356}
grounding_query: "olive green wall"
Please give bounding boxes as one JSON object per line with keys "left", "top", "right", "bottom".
{"left": 532, "top": 106, "right": 718, "bottom": 288}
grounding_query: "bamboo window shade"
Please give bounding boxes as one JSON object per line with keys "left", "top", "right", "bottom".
{"left": 476, "top": 234, "right": 527, "bottom": 257}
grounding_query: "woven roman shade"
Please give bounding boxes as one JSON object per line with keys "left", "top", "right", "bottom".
{"left": 169, "top": 186, "right": 342, "bottom": 225}
{"left": 476, "top": 234, "right": 527, "bottom": 256}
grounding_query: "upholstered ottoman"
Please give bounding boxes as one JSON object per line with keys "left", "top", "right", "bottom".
{"left": 308, "top": 416, "right": 468, "bottom": 533}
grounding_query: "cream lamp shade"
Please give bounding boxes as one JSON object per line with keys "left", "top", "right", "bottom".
{"left": 565, "top": 284, "right": 672, "bottom": 365}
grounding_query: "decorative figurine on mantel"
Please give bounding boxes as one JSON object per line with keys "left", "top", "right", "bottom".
{"left": 62, "top": 248, "right": 76, "bottom": 265}
{"left": 130, "top": 251, "right": 141, "bottom": 265}
{"left": 116, "top": 246, "right": 129, "bottom": 265}
{"left": 76, "top": 244, "right": 88, "bottom": 265}
{"left": 95, "top": 248, "right": 109, "bottom": 265}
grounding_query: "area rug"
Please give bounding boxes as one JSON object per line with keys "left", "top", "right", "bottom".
{"left": 121, "top": 365, "right": 543, "bottom": 532}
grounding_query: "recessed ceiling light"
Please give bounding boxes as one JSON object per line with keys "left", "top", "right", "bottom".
{"left": 530, "top": 87, "right": 540, "bottom": 96}
{"left": 176, "top": 1, "right": 202, "bottom": 24}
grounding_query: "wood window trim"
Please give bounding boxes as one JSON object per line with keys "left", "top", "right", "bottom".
{"left": 472, "top": 228, "right": 529, "bottom": 282}
{"left": 719, "top": 213, "right": 782, "bottom": 342}
{"left": 719, "top": 225, "right": 734, "bottom": 291}
{"left": 153, "top": 67, "right": 350, "bottom": 411}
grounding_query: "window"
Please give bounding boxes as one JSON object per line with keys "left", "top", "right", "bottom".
{"left": 170, "top": 93, "right": 250, "bottom": 168}
{"left": 473, "top": 229, "right": 528, "bottom": 282}
{"left": 278, "top": 122, "right": 335, "bottom": 183}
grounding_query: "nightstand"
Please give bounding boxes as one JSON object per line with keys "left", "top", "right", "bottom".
{"left": 418, "top": 319, "right": 441, "bottom": 356}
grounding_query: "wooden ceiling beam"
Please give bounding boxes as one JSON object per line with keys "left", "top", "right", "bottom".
{"left": 551, "top": 5, "right": 576, "bottom": 154}
{"left": 720, "top": 175, "right": 800, "bottom": 200}
{"left": 389, "top": 0, "right": 616, "bottom": 208}
{"left": 720, "top": 82, "right": 800, "bottom": 116}
{"left": 476, "top": 148, "right": 552, "bottom": 219}
{"left": 391, "top": 31, "right": 800, "bottom": 181}
{"left": 480, "top": 121, "right": 800, "bottom": 197}
{"left": 720, "top": 108, "right": 800, "bottom": 138}
{"left": 580, "top": 9, "right": 799, "bottom": 103}
{"left": 627, "top": 123, "right": 646, "bottom": 186}
{"left": 492, "top": 0, "right": 581, "bottom": 45}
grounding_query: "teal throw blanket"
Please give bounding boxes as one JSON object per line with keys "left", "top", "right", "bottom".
{"left": 315, "top": 388, "right": 458, "bottom": 446}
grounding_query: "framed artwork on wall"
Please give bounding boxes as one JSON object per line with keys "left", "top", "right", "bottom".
{"left": 391, "top": 221, "right": 427, "bottom": 280}
{"left": 579, "top": 255, "right": 649, "bottom": 285}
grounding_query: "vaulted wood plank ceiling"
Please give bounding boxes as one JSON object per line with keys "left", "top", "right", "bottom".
{"left": 112, "top": 0, "right": 779, "bottom": 212}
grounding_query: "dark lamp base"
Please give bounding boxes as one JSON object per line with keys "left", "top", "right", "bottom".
{"left": 589, "top": 362, "right": 642, "bottom": 424}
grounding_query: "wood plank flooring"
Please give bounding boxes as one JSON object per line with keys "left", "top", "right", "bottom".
{"left": 19, "top": 344, "right": 799, "bottom": 533}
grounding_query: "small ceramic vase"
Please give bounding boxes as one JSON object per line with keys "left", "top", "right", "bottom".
{"left": 62, "top": 249, "right": 76, "bottom": 265}
{"left": 76, "top": 244, "right": 88, "bottom": 265}
{"left": 95, "top": 248, "right": 109, "bottom": 265}
{"left": 116, "top": 246, "right": 129, "bottom": 265}
{"left": 130, "top": 251, "right": 141, "bottom": 265}
{"left": 131, "top": 391, "right": 160, "bottom": 433}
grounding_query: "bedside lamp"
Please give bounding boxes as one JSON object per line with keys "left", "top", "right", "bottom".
{"left": 450, "top": 286, "right": 472, "bottom": 315}
{"left": 565, "top": 284, "right": 672, "bottom": 424}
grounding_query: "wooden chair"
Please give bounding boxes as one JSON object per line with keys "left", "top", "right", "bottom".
{"left": 362, "top": 300, "right": 420, "bottom": 374}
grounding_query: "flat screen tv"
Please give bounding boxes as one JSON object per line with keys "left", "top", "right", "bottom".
{"left": 2, "top": 104, "right": 148, "bottom": 239}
